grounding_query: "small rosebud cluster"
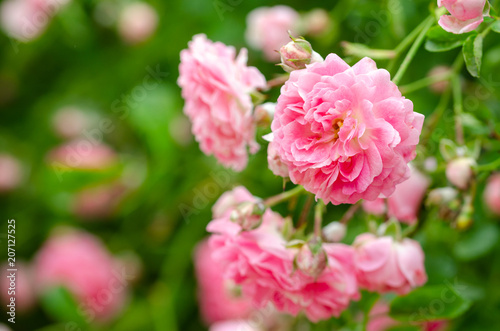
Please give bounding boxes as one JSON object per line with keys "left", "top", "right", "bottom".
{"left": 278, "top": 37, "right": 323, "bottom": 72}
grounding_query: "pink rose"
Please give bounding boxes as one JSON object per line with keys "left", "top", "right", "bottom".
{"left": 438, "top": 0, "right": 486, "bottom": 34}
{"left": 354, "top": 233, "right": 427, "bottom": 295}
{"left": 271, "top": 55, "right": 424, "bottom": 205}
{"left": 207, "top": 189, "right": 359, "bottom": 321}
{"left": 484, "top": 173, "right": 500, "bottom": 216}
{"left": 0, "top": 0, "right": 69, "bottom": 41}
{"left": 33, "top": 228, "right": 128, "bottom": 321}
{"left": 178, "top": 34, "right": 266, "bottom": 171}
{"left": 363, "top": 166, "right": 430, "bottom": 224}
{"left": 194, "top": 240, "right": 253, "bottom": 325}
{"left": 118, "top": 2, "right": 158, "bottom": 44}
{"left": 245, "top": 6, "right": 300, "bottom": 61}
{"left": 209, "top": 320, "right": 259, "bottom": 331}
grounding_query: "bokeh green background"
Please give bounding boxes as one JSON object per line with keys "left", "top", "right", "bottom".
{"left": 1, "top": 0, "right": 500, "bottom": 330}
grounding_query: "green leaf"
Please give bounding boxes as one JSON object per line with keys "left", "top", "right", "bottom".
{"left": 463, "top": 34, "right": 483, "bottom": 77}
{"left": 492, "top": 20, "right": 500, "bottom": 33}
{"left": 390, "top": 285, "right": 471, "bottom": 323}
{"left": 425, "top": 26, "right": 472, "bottom": 52}
{"left": 454, "top": 224, "right": 499, "bottom": 261}
{"left": 40, "top": 287, "right": 87, "bottom": 326}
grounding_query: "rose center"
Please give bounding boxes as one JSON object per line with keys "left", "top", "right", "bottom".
{"left": 332, "top": 119, "right": 344, "bottom": 140}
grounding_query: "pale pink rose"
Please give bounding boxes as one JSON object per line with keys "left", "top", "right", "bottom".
{"left": 245, "top": 6, "right": 300, "bottom": 61}
{"left": 48, "top": 140, "right": 117, "bottom": 170}
{"left": 438, "top": 0, "right": 486, "bottom": 34}
{"left": 353, "top": 233, "right": 427, "bottom": 295}
{"left": 208, "top": 192, "right": 359, "bottom": 321}
{"left": 271, "top": 55, "right": 424, "bottom": 205}
{"left": 1, "top": 262, "right": 36, "bottom": 312}
{"left": 0, "top": 154, "right": 23, "bottom": 192}
{"left": 0, "top": 0, "right": 70, "bottom": 41}
{"left": 387, "top": 166, "right": 430, "bottom": 224}
{"left": 118, "top": 2, "right": 158, "bottom": 44}
{"left": 212, "top": 186, "right": 258, "bottom": 219}
{"left": 178, "top": 34, "right": 266, "bottom": 171}
{"left": 33, "top": 228, "right": 127, "bottom": 321}
{"left": 267, "top": 143, "right": 289, "bottom": 178}
{"left": 363, "top": 166, "right": 430, "bottom": 224}
{"left": 194, "top": 240, "right": 253, "bottom": 325}
{"left": 484, "top": 173, "right": 500, "bottom": 216}
{"left": 210, "top": 320, "right": 259, "bottom": 331}
{"left": 72, "top": 182, "right": 126, "bottom": 219}
{"left": 52, "top": 107, "right": 90, "bottom": 139}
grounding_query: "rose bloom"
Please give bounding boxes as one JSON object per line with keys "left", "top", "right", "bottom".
{"left": 353, "top": 233, "right": 427, "bottom": 295}
{"left": 362, "top": 166, "right": 430, "bottom": 224}
{"left": 245, "top": 6, "right": 300, "bottom": 61}
{"left": 438, "top": 0, "right": 486, "bottom": 34}
{"left": 271, "top": 55, "right": 424, "bottom": 205}
{"left": 207, "top": 187, "right": 359, "bottom": 322}
{"left": 194, "top": 240, "right": 253, "bottom": 325}
{"left": 118, "top": 2, "right": 158, "bottom": 44}
{"left": 484, "top": 173, "right": 500, "bottom": 216}
{"left": 33, "top": 228, "right": 127, "bottom": 321}
{"left": 0, "top": 0, "right": 70, "bottom": 41}
{"left": 178, "top": 34, "right": 266, "bottom": 171}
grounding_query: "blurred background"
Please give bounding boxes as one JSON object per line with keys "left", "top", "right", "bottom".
{"left": 0, "top": 0, "right": 499, "bottom": 330}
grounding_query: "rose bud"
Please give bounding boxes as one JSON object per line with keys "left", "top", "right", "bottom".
{"left": 322, "top": 221, "right": 346, "bottom": 242}
{"left": 446, "top": 157, "right": 476, "bottom": 190}
{"left": 295, "top": 239, "right": 328, "bottom": 278}
{"left": 279, "top": 37, "right": 323, "bottom": 72}
{"left": 427, "top": 187, "right": 458, "bottom": 206}
{"left": 484, "top": 173, "right": 500, "bottom": 216}
{"left": 230, "top": 201, "right": 265, "bottom": 230}
{"left": 267, "top": 143, "right": 289, "bottom": 178}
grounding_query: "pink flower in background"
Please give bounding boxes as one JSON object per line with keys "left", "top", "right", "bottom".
{"left": 363, "top": 166, "right": 430, "bottom": 224}
{"left": 48, "top": 140, "right": 117, "bottom": 170}
{"left": 0, "top": 154, "right": 23, "bottom": 192}
{"left": 438, "top": 0, "right": 486, "bottom": 34}
{"left": 271, "top": 55, "right": 424, "bottom": 205}
{"left": 209, "top": 320, "right": 259, "bottom": 331}
{"left": 1, "top": 262, "right": 36, "bottom": 312}
{"left": 52, "top": 107, "right": 91, "bottom": 139}
{"left": 246, "top": 6, "right": 300, "bottom": 61}
{"left": 208, "top": 190, "right": 359, "bottom": 321}
{"left": 194, "top": 240, "right": 253, "bottom": 325}
{"left": 0, "top": 0, "right": 70, "bottom": 42}
{"left": 72, "top": 182, "right": 127, "bottom": 219}
{"left": 353, "top": 233, "right": 427, "bottom": 295}
{"left": 484, "top": 173, "right": 500, "bottom": 216}
{"left": 118, "top": 2, "right": 158, "bottom": 44}
{"left": 178, "top": 34, "right": 266, "bottom": 171}
{"left": 33, "top": 228, "right": 127, "bottom": 321}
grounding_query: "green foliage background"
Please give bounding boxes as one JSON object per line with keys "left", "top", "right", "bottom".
{"left": 1, "top": 0, "right": 500, "bottom": 330}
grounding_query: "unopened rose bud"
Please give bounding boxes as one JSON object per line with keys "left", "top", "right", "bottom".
{"left": 446, "top": 157, "right": 476, "bottom": 190}
{"left": 427, "top": 187, "right": 458, "bottom": 206}
{"left": 295, "top": 239, "right": 327, "bottom": 278}
{"left": 322, "top": 221, "right": 346, "bottom": 242}
{"left": 484, "top": 173, "right": 500, "bottom": 216}
{"left": 279, "top": 37, "right": 323, "bottom": 72}
{"left": 254, "top": 102, "right": 276, "bottom": 127}
{"left": 267, "top": 143, "right": 289, "bottom": 178}
{"left": 230, "top": 201, "right": 265, "bottom": 230}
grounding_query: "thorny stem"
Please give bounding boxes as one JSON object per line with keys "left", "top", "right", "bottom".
{"left": 263, "top": 185, "right": 305, "bottom": 207}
